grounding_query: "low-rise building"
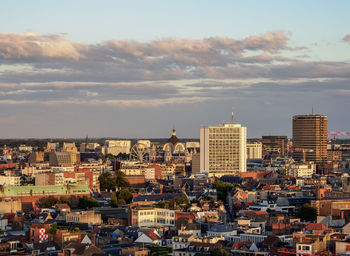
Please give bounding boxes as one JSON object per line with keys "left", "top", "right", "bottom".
{"left": 66, "top": 210, "right": 102, "bottom": 225}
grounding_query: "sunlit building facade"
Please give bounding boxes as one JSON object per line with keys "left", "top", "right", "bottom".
{"left": 200, "top": 123, "right": 247, "bottom": 177}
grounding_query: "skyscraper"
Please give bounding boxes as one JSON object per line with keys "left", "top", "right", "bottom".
{"left": 292, "top": 114, "right": 328, "bottom": 163}
{"left": 200, "top": 123, "right": 247, "bottom": 177}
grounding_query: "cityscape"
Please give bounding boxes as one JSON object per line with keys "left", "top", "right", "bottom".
{"left": 1, "top": 1, "right": 350, "bottom": 256}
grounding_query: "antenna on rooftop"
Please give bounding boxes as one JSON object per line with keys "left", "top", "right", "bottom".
{"left": 232, "top": 107, "right": 234, "bottom": 124}
{"left": 311, "top": 107, "right": 314, "bottom": 115}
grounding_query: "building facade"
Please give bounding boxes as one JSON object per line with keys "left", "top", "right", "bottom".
{"left": 200, "top": 123, "right": 247, "bottom": 177}
{"left": 292, "top": 114, "right": 328, "bottom": 163}
{"left": 247, "top": 142, "right": 263, "bottom": 159}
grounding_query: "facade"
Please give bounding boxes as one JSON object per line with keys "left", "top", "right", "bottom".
{"left": 292, "top": 114, "right": 328, "bottom": 163}
{"left": 286, "top": 163, "right": 315, "bottom": 178}
{"left": 247, "top": 142, "right": 263, "bottom": 159}
{"left": 66, "top": 210, "right": 102, "bottom": 225}
{"left": 35, "top": 172, "right": 64, "bottom": 186}
{"left": 0, "top": 184, "right": 90, "bottom": 204}
{"left": 0, "top": 175, "right": 20, "bottom": 186}
{"left": 200, "top": 123, "right": 247, "bottom": 177}
{"left": 104, "top": 140, "right": 131, "bottom": 156}
{"left": 129, "top": 206, "right": 175, "bottom": 227}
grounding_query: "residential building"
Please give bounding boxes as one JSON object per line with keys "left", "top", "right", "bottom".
{"left": 0, "top": 175, "right": 20, "bottom": 186}
{"left": 129, "top": 205, "right": 175, "bottom": 227}
{"left": 247, "top": 142, "right": 263, "bottom": 159}
{"left": 200, "top": 123, "right": 247, "bottom": 177}
{"left": 286, "top": 163, "right": 315, "bottom": 178}
{"left": 66, "top": 210, "right": 102, "bottom": 225}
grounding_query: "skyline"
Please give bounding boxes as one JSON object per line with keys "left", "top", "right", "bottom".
{"left": 1, "top": 1, "right": 350, "bottom": 138}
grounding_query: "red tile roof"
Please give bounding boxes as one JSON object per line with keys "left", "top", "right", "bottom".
{"left": 144, "top": 232, "right": 160, "bottom": 241}
{"left": 305, "top": 223, "right": 327, "bottom": 231}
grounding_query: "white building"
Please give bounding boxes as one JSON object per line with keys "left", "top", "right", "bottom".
{"left": 0, "top": 175, "right": 20, "bottom": 186}
{"left": 247, "top": 142, "right": 262, "bottom": 159}
{"left": 200, "top": 123, "right": 247, "bottom": 177}
{"left": 104, "top": 140, "right": 131, "bottom": 156}
{"left": 130, "top": 207, "right": 175, "bottom": 227}
{"left": 286, "top": 163, "right": 315, "bottom": 178}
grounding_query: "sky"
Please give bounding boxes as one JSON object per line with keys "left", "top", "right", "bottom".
{"left": 0, "top": 0, "right": 350, "bottom": 138}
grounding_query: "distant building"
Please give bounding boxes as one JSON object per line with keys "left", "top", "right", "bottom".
{"left": 247, "top": 142, "right": 263, "bottom": 159}
{"left": 0, "top": 175, "right": 20, "bottom": 186}
{"left": 49, "top": 152, "right": 72, "bottom": 166}
{"left": 163, "top": 129, "right": 186, "bottom": 155}
{"left": 35, "top": 172, "right": 64, "bottom": 186}
{"left": 66, "top": 210, "right": 102, "bottom": 225}
{"left": 200, "top": 123, "right": 247, "bottom": 177}
{"left": 286, "top": 163, "right": 315, "bottom": 178}
{"left": 18, "top": 145, "right": 33, "bottom": 152}
{"left": 292, "top": 114, "right": 328, "bottom": 163}
{"left": 104, "top": 140, "right": 131, "bottom": 156}
{"left": 260, "top": 136, "right": 287, "bottom": 157}
{"left": 129, "top": 206, "right": 175, "bottom": 227}
{"left": 46, "top": 142, "right": 59, "bottom": 152}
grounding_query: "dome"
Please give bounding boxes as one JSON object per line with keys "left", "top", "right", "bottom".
{"left": 167, "top": 129, "right": 180, "bottom": 145}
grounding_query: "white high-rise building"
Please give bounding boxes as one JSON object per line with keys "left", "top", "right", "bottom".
{"left": 200, "top": 123, "right": 247, "bottom": 177}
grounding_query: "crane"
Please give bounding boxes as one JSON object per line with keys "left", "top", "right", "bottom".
{"left": 329, "top": 131, "right": 350, "bottom": 141}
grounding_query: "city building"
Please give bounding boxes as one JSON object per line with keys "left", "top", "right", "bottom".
{"left": 104, "top": 140, "right": 131, "bottom": 156}
{"left": 66, "top": 210, "right": 102, "bottom": 225}
{"left": 129, "top": 205, "right": 175, "bottom": 227}
{"left": 200, "top": 123, "right": 247, "bottom": 177}
{"left": 286, "top": 163, "right": 315, "bottom": 178}
{"left": 0, "top": 175, "right": 20, "bottom": 186}
{"left": 292, "top": 114, "right": 328, "bottom": 163}
{"left": 247, "top": 142, "right": 263, "bottom": 159}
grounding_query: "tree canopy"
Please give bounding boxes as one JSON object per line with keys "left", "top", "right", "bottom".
{"left": 298, "top": 203, "right": 317, "bottom": 222}
{"left": 98, "top": 171, "right": 130, "bottom": 191}
{"left": 111, "top": 189, "right": 133, "bottom": 207}
{"left": 78, "top": 196, "right": 100, "bottom": 209}
{"left": 213, "top": 180, "right": 240, "bottom": 203}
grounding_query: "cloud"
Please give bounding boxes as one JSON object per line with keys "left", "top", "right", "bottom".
{"left": 0, "top": 32, "right": 83, "bottom": 60}
{"left": 0, "top": 30, "right": 349, "bottom": 110}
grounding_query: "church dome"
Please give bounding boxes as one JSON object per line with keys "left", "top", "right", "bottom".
{"left": 167, "top": 129, "right": 180, "bottom": 145}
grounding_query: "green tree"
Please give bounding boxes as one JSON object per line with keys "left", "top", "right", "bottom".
{"left": 115, "top": 170, "right": 130, "bottom": 188}
{"left": 116, "top": 189, "right": 133, "bottom": 204}
{"left": 78, "top": 196, "right": 100, "bottom": 209}
{"left": 58, "top": 196, "right": 71, "bottom": 207}
{"left": 99, "top": 172, "right": 117, "bottom": 191}
{"left": 213, "top": 180, "right": 239, "bottom": 203}
{"left": 98, "top": 171, "right": 130, "bottom": 191}
{"left": 38, "top": 196, "right": 59, "bottom": 208}
{"left": 111, "top": 192, "right": 118, "bottom": 207}
{"left": 298, "top": 204, "right": 317, "bottom": 222}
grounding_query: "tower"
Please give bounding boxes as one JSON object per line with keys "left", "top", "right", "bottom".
{"left": 292, "top": 114, "right": 328, "bottom": 163}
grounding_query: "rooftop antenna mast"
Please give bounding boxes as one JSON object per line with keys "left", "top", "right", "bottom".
{"left": 232, "top": 107, "right": 234, "bottom": 124}
{"left": 311, "top": 107, "right": 314, "bottom": 115}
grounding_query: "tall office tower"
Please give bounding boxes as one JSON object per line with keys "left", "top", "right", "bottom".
{"left": 200, "top": 123, "right": 247, "bottom": 177}
{"left": 292, "top": 114, "right": 328, "bottom": 163}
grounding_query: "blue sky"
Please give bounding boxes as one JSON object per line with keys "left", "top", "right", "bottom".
{"left": 0, "top": 1, "right": 350, "bottom": 138}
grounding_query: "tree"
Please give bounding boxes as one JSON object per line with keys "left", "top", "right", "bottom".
{"left": 111, "top": 189, "right": 133, "bottom": 207}
{"left": 115, "top": 170, "right": 130, "bottom": 188}
{"left": 98, "top": 171, "right": 130, "bottom": 191}
{"left": 99, "top": 172, "right": 117, "bottom": 191}
{"left": 38, "top": 196, "right": 59, "bottom": 208}
{"left": 298, "top": 204, "right": 317, "bottom": 222}
{"left": 78, "top": 196, "right": 100, "bottom": 209}
{"left": 213, "top": 180, "right": 240, "bottom": 203}
{"left": 116, "top": 189, "right": 133, "bottom": 204}
{"left": 59, "top": 196, "right": 71, "bottom": 207}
